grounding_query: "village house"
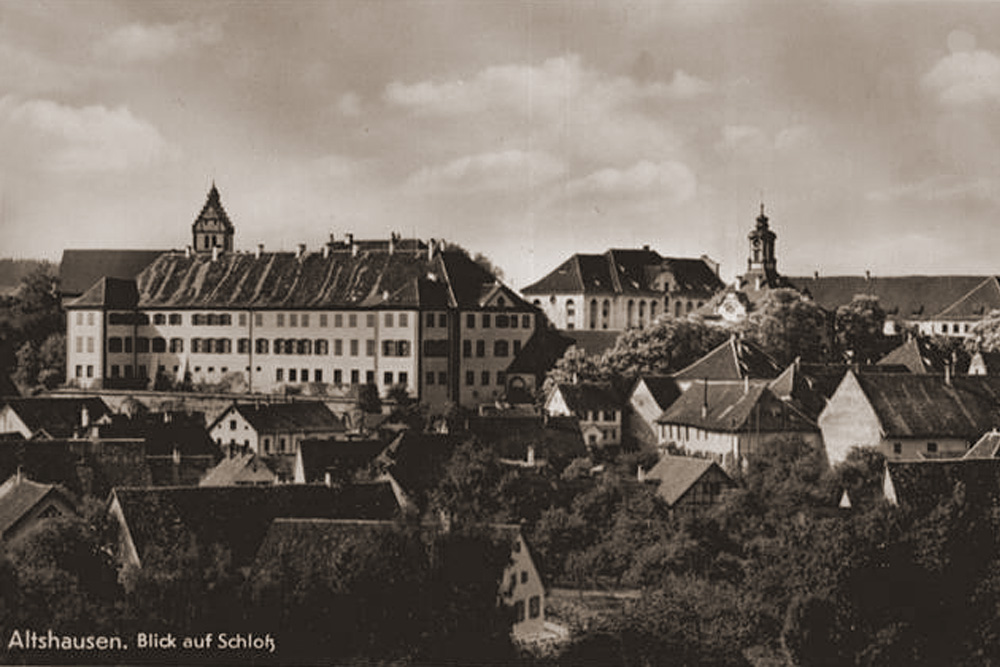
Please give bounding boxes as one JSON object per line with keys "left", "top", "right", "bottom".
{"left": 544, "top": 382, "right": 624, "bottom": 449}
{"left": 882, "top": 458, "right": 1000, "bottom": 512}
{"left": 671, "top": 336, "right": 783, "bottom": 392}
{"left": 818, "top": 371, "right": 1000, "bottom": 465}
{"left": 293, "top": 438, "right": 385, "bottom": 484}
{"left": 63, "top": 186, "right": 539, "bottom": 409}
{"left": 199, "top": 452, "right": 279, "bottom": 486}
{"left": 208, "top": 401, "right": 346, "bottom": 456}
{"left": 467, "top": 412, "right": 587, "bottom": 469}
{"left": 627, "top": 375, "right": 682, "bottom": 449}
{"left": 521, "top": 247, "right": 724, "bottom": 331}
{"left": 642, "top": 455, "right": 736, "bottom": 515}
{"left": 0, "top": 473, "right": 76, "bottom": 543}
{"left": 0, "top": 397, "right": 111, "bottom": 440}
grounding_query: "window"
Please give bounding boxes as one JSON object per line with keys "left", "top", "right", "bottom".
{"left": 511, "top": 314, "right": 519, "bottom": 329}
{"left": 466, "top": 313, "right": 475, "bottom": 329}
{"left": 276, "top": 368, "right": 284, "bottom": 382}
{"left": 334, "top": 369, "right": 343, "bottom": 384}
{"left": 289, "top": 369, "right": 297, "bottom": 382}
{"left": 385, "top": 313, "right": 394, "bottom": 327}
{"left": 366, "top": 370, "right": 375, "bottom": 384}
{"left": 217, "top": 338, "right": 232, "bottom": 354}
{"left": 320, "top": 314, "right": 328, "bottom": 327}
{"left": 349, "top": 314, "right": 357, "bottom": 327}
{"left": 351, "top": 369, "right": 360, "bottom": 384}
{"left": 315, "top": 339, "right": 329, "bottom": 355}
{"left": 289, "top": 313, "right": 298, "bottom": 327}
{"left": 76, "top": 312, "right": 83, "bottom": 326}
{"left": 466, "top": 371, "right": 475, "bottom": 386}
{"left": 152, "top": 337, "right": 166, "bottom": 353}
{"left": 153, "top": 313, "right": 166, "bottom": 325}
{"left": 438, "top": 313, "right": 447, "bottom": 327}
{"left": 383, "top": 340, "right": 395, "bottom": 356}
{"left": 110, "top": 365, "right": 120, "bottom": 378}
{"left": 513, "top": 340, "right": 522, "bottom": 356}
{"left": 334, "top": 313, "right": 343, "bottom": 327}
{"left": 399, "top": 313, "right": 408, "bottom": 327}
{"left": 86, "top": 365, "right": 93, "bottom": 378}
{"left": 496, "top": 314, "right": 509, "bottom": 328}
{"left": 426, "top": 312, "right": 435, "bottom": 328}
{"left": 384, "top": 371, "right": 393, "bottom": 385}
{"left": 482, "top": 313, "right": 491, "bottom": 328}
{"left": 255, "top": 313, "right": 263, "bottom": 327}
{"left": 297, "top": 339, "right": 312, "bottom": 355}
{"left": 124, "top": 365, "right": 133, "bottom": 379}
{"left": 230, "top": 419, "right": 237, "bottom": 431}
{"left": 521, "top": 571, "right": 528, "bottom": 584}
{"left": 109, "top": 337, "right": 123, "bottom": 353}
{"left": 438, "top": 371, "right": 447, "bottom": 385}
{"left": 366, "top": 339, "right": 375, "bottom": 356}
{"left": 170, "top": 338, "right": 184, "bottom": 353}
{"left": 399, "top": 371, "right": 407, "bottom": 385}
{"left": 528, "top": 596, "right": 540, "bottom": 619}
{"left": 927, "top": 442, "right": 938, "bottom": 453}
{"left": 893, "top": 442, "right": 902, "bottom": 455}
{"left": 426, "top": 371, "right": 435, "bottom": 385}
{"left": 238, "top": 313, "right": 247, "bottom": 327}
{"left": 366, "top": 314, "right": 376, "bottom": 328}
{"left": 87, "top": 312, "right": 95, "bottom": 326}
{"left": 277, "top": 313, "right": 285, "bottom": 327}
{"left": 256, "top": 339, "right": 269, "bottom": 354}
{"left": 514, "top": 600, "right": 525, "bottom": 623}
{"left": 75, "top": 337, "right": 83, "bottom": 353}
{"left": 235, "top": 338, "right": 247, "bottom": 354}
{"left": 334, "top": 339, "right": 343, "bottom": 356}
{"left": 350, "top": 340, "right": 359, "bottom": 356}
{"left": 522, "top": 314, "right": 531, "bottom": 328}
{"left": 314, "top": 369, "right": 323, "bottom": 382}
{"left": 476, "top": 340, "right": 485, "bottom": 357}
{"left": 463, "top": 340, "right": 472, "bottom": 358}
{"left": 481, "top": 371, "right": 490, "bottom": 386}
{"left": 75, "top": 365, "right": 83, "bottom": 378}
{"left": 494, "top": 340, "right": 509, "bottom": 357}
{"left": 301, "top": 313, "right": 310, "bottom": 327}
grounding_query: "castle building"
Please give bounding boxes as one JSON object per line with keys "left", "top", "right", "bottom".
{"left": 520, "top": 248, "right": 725, "bottom": 331}
{"left": 65, "top": 187, "right": 538, "bottom": 408}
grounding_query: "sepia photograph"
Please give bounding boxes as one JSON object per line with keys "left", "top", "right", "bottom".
{"left": 2, "top": 0, "right": 1000, "bottom": 664}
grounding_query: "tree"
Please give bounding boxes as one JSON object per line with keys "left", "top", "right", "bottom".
{"left": 442, "top": 242, "right": 506, "bottom": 280}
{"left": 835, "top": 295, "right": 887, "bottom": 363}
{"left": 601, "top": 318, "right": 730, "bottom": 378}
{"left": 740, "top": 288, "right": 829, "bottom": 366}
{"left": 968, "top": 309, "right": 1000, "bottom": 353}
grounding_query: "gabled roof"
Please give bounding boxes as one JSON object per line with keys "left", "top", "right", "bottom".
{"left": 964, "top": 431, "right": 1000, "bottom": 459}
{"left": 931, "top": 277, "right": 1000, "bottom": 320}
{"left": 658, "top": 381, "right": 818, "bottom": 434}
{"left": 297, "top": 438, "right": 384, "bottom": 484}
{"left": 851, "top": 373, "right": 1000, "bottom": 439}
{"left": 877, "top": 338, "right": 948, "bottom": 374}
{"left": 0, "top": 439, "right": 151, "bottom": 499}
{"left": 645, "top": 455, "right": 734, "bottom": 507}
{"left": 191, "top": 184, "right": 234, "bottom": 233}
{"left": 631, "top": 375, "right": 682, "bottom": 411}
{"left": 1, "top": 397, "right": 111, "bottom": 439}
{"left": 199, "top": 453, "right": 278, "bottom": 486}
{"left": 112, "top": 482, "right": 400, "bottom": 567}
{"left": 0, "top": 475, "right": 73, "bottom": 539}
{"left": 553, "top": 382, "right": 624, "bottom": 413}
{"left": 672, "top": 337, "right": 782, "bottom": 383}
{"left": 67, "top": 276, "right": 140, "bottom": 309}
{"left": 787, "top": 275, "right": 989, "bottom": 319}
{"left": 131, "top": 247, "right": 531, "bottom": 311}
{"left": 884, "top": 459, "right": 1000, "bottom": 512}
{"left": 970, "top": 351, "right": 1000, "bottom": 376}
{"left": 521, "top": 249, "right": 724, "bottom": 296}
{"left": 768, "top": 363, "right": 827, "bottom": 419}
{"left": 375, "top": 432, "right": 467, "bottom": 508}
{"left": 467, "top": 415, "right": 586, "bottom": 463}
{"left": 506, "top": 328, "right": 574, "bottom": 376}
{"left": 562, "top": 330, "right": 621, "bottom": 357}
{"left": 215, "top": 402, "right": 344, "bottom": 434}
{"left": 59, "top": 249, "right": 165, "bottom": 297}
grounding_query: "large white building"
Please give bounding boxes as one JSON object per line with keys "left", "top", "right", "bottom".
{"left": 65, "top": 187, "right": 538, "bottom": 408}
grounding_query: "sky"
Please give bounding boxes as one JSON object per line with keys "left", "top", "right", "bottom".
{"left": 2, "top": 1, "right": 1000, "bottom": 289}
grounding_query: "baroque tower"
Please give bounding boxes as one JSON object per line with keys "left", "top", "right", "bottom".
{"left": 745, "top": 204, "right": 778, "bottom": 290}
{"left": 192, "top": 184, "right": 234, "bottom": 254}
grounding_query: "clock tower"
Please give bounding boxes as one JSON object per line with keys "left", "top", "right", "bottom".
{"left": 746, "top": 204, "right": 778, "bottom": 290}
{"left": 192, "top": 184, "right": 234, "bottom": 254}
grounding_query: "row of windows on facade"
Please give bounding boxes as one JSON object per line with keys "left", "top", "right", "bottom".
{"left": 81, "top": 310, "right": 532, "bottom": 330}
{"left": 586, "top": 429, "right": 618, "bottom": 444}
{"left": 892, "top": 441, "right": 939, "bottom": 455}
{"left": 534, "top": 297, "right": 704, "bottom": 329}
{"left": 99, "top": 336, "right": 413, "bottom": 357}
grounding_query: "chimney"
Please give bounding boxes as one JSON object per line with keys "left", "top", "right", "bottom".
{"left": 642, "top": 244, "right": 650, "bottom": 251}
{"left": 637, "top": 465, "right": 645, "bottom": 483}
{"left": 211, "top": 246, "right": 220, "bottom": 261}
{"left": 185, "top": 245, "right": 192, "bottom": 258}
{"left": 427, "top": 239, "right": 436, "bottom": 261}
{"left": 945, "top": 360, "right": 952, "bottom": 386}
{"left": 865, "top": 269, "right": 871, "bottom": 281}
{"left": 322, "top": 244, "right": 330, "bottom": 259}
{"left": 701, "top": 380, "right": 709, "bottom": 418}
{"left": 329, "top": 232, "right": 336, "bottom": 245}
{"left": 527, "top": 445, "right": 535, "bottom": 467}
{"left": 744, "top": 376, "right": 749, "bottom": 395}
{"left": 388, "top": 233, "right": 396, "bottom": 255}
{"left": 255, "top": 243, "right": 264, "bottom": 258}
{"left": 297, "top": 243, "right": 306, "bottom": 259}
{"left": 80, "top": 406, "right": 90, "bottom": 429}
{"left": 813, "top": 271, "right": 819, "bottom": 280}
{"left": 15, "top": 465, "right": 21, "bottom": 484}
{"left": 324, "top": 471, "right": 332, "bottom": 487}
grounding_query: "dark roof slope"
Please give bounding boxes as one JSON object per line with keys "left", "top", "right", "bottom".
{"left": 554, "top": 382, "right": 624, "bottom": 413}
{"left": 506, "top": 328, "right": 574, "bottom": 376}
{"left": 59, "top": 249, "right": 165, "bottom": 297}
{"left": 768, "top": 363, "right": 827, "bottom": 420}
{"left": 113, "top": 482, "right": 400, "bottom": 567}
{"left": 787, "top": 275, "right": 988, "bottom": 318}
{"left": 221, "top": 402, "right": 344, "bottom": 434}
{"left": 658, "top": 381, "right": 818, "bottom": 434}
{"left": 2, "top": 397, "right": 110, "bottom": 438}
{"left": 297, "top": 438, "right": 384, "bottom": 483}
{"left": 885, "top": 459, "right": 1000, "bottom": 512}
{"left": 0, "top": 476, "right": 73, "bottom": 538}
{"left": 0, "top": 439, "right": 151, "bottom": 498}
{"left": 375, "top": 432, "right": 467, "bottom": 508}
{"left": 468, "top": 415, "right": 586, "bottom": 463}
{"left": 673, "top": 337, "right": 782, "bottom": 383}
{"left": 854, "top": 374, "right": 1000, "bottom": 439}
{"left": 0, "top": 374, "right": 19, "bottom": 399}
{"left": 562, "top": 330, "right": 621, "bottom": 357}
{"left": 645, "top": 455, "right": 734, "bottom": 507}
{"left": 199, "top": 453, "right": 278, "bottom": 486}
{"left": 964, "top": 431, "right": 1000, "bottom": 459}
{"left": 67, "top": 276, "right": 140, "bottom": 309}
{"left": 931, "top": 277, "right": 1000, "bottom": 320}
{"left": 877, "top": 338, "right": 948, "bottom": 374}
{"left": 633, "top": 375, "right": 682, "bottom": 411}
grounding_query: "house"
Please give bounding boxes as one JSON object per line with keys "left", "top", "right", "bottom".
{"left": 627, "top": 375, "right": 682, "bottom": 449}
{"left": 521, "top": 247, "right": 724, "bottom": 331}
{"left": 818, "top": 371, "right": 1000, "bottom": 465}
{"left": 657, "top": 381, "right": 822, "bottom": 468}
{"left": 253, "top": 519, "right": 547, "bottom": 641}
{"left": 0, "top": 473, "right": 76, "bottom": 542}
{"left": 467, "top": 414, "right": 587, "bottom": 468}
{"left": 208, "top": 401, "right": 346, "bottom": 456}
{"left": 672, "top": 336, "right": 783, "bottom": 392}
{"left": 108, "top": 481, "right": 401, "bottom": 570}
{"left": 0, "top": 439, "right": 151, "bottom": 499}
{"left": 767, "top": 362, "right": 827, "bottom": 421}
{"left": 64, "top": 186, "right": 539, "bottom": 409}
{"left": 544, "top": 382, "right": 624, "bottom": 449}
{"left": 199, "top": 452, "right": 279, "bottom": 486}
{"left": 505, "top": 329, "right": 621, "bottom": 403}
{"left": 374, "top": 432, "right": 468, "bottom": 510}
{"left": 876, "top": 337, "right": 951, "bottom": 374}
{"left": 0, "top": 397, "right": 111, "bottom": 439}
{"left": 968, "top": 351, "right": 1000, "bottom": 376}
{"left": 293, "top": 438, "right": 385, "bottom": 484}
{"left": 882, "top": 458, "right": 1000, "bottom": 512}
{"left": 643, "top": 455, "right": 736, "bottom": 514}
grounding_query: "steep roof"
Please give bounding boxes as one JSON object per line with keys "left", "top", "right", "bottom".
{"left": 467, "top": 415, "right": 586, "bottom": 463}
{"left": 0, "top": 374, "right": 19, "bottom": 399}
{"left": 553, "top": 382, "right": 624, "bottom": 413}
{"left": 59, "top": 249, "right": 165, "bottom": 297}
{"left": 297, "top": 438, "right": 384, "bottom": 483}
{"left": 1, "top": 397, "right": 111, "bottom": 439}
{"left": 131, "top": 247, "right": 532, "bottom": 311}
{"left": 112, "top": 482, "right": 400, "bottom": 567}
{"left": 199, "top": 453, "right": 278, "bottom": 486}
{"left": 658, "top": 381, "right": 818, "bottom": 434}
{"left": 562, "top": 330, "right": 621, "bottom": 357}
{"left": 0, "top": 475, "right": 73, "bottom": 538}
{"left": 970, "top": 351, "right": 1000, "bottom": 376}
{"left": 884, "top": 459, "right": 1000, "bottom": 512}
{"left": 67, "top": 276, "right": 140, "bottom": 309}
{"left": 877, "top": 338, "right": 948, "bottom": 374}
{"left": 191, "top": 184, "right": 234, "bottom": 233}
{"left": 787, "top": 275, "right": 989, "bottom": 319}
{"left": 672, "top": 337, "right": 783, "bottom": 383}
{"left": 375, "top": 432, "right": 467, "bottom": 508}
{"left": 768, "top": 363, "right": 827, "bottom": 420}
{"left": 931, "top": 277, "right": 1000, "bottom": 320}
{"left": 632, "top": 375, "right": 682, "bottom": 411}
{"left": 964, "top": 431, "right": 1000, "bottom": 459}
{"left": 852, "top": 373, "right": 1000, "bottom": 439}
{"left": 217, "top": 402, "right": 344, "bottom": 434}
{"left": 506, "top": 328, "right": 574, "bottom": 376}
{"left": 645, "top": 455, "right": 733, "bottom": 507}
{"left": 0, "top": 439, "right": 151, "bottom": 498}
{"left": 521, "top": 250, "right": 724, "bottom": 296}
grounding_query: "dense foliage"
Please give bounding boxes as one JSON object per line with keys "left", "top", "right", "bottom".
{"left": 0, "top": 267, "right": 64, "bottom": 391}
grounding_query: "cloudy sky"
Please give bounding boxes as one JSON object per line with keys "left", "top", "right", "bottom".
{"left": 2, "top": 1, "right": 1000, "bottom": 288}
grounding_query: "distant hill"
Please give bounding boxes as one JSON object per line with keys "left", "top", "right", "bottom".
{"left": 0, "top": 259, "right": 56, "bottom": 294}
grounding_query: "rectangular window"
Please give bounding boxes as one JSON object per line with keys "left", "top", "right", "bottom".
{"left": 334, "top": 339, "right": 343, "bottom": 356}
{"left": 152, "top": 337, "right": 166, "bottom": 353}
{"left": 383, "top": 340, "right": 395, "bottom": 357}
{"left": 366, "top": 339, "right": 375, "bottom": 356}
{"left": 320, "top": 313, "right": 328, "bottom": 327}
{"left": 465, "top": 371, "right": 475, "bottom": 386}
{"left": 349, "top": 314, "right": 357, "bottom": 327}
{"left": 384, "top": 371, "right": 393, "bottom": 385}
{"left": 397, "top": 340, "right": 410, "bottom": 357}
{"left": 76, "top": 312, "right": 83, "bottom": 326}
{"left": 75, "top": 365, "right": 83, "bottom": 378}
{"left": 315, "top": 339, "right": 329, "bottom": 355}
{"left": 86, "top": 365, "right": 93, "bottom": 378}
{"left": 463, "top": 340, "right": 472, "bottom": 358}
{"left": 481, "top": 371, "right": 490, "bottom": 386}
{"left": 289, "top": 313, "right": 298, "bottom": 327}
{"left": 466, "top": 313, "right": 475, "bottom": 329}
{"left": 153, "top": 313, "right": 165, "bottom": 325}
{"left": 289, "top": 369, "right": 297, "bottom": 382}
{"left": 399, "top": 371, "right": 407, "bottom": 385}
{"left": 334, "top": 369, "right": 343, "bottom": 384}
{"left": 366, "top": 370, "right": 375, "bottom": 384}
{"left": 927, "top": 442, "right": 938, "bottom": 453}
{"left": 522, "top": 314, "right": 531, "bottom": 328}
{"left": 438, "top": 371, "right": 447, "bottom": 385}
{"left": 529, "top": 596, "right": 540, "bottom": 619}
{"left": 256, "top": 339, "right": 269, "bottom": 354}
{"left": 514, "top": 600, "right": 525, "bottom": 623}
{"left": 482, "top": 313, "right": 491, "bottom": 328}
{"left": 87, "top": 337, "right": 94, "bottom": 353}
{"left": 238, "top": 338, "right": 250, "bottom": 354}
{"left": 350, "top": 339, "right": 359, "bottom": 356}
{"left": 351, "top": 369, "right": 360, "bottom": 384}
{"left": 301, "top": 313, "right": 310, "bottom": 327}
{"left": 76, "top": 337, "right": 83, "bottom": 353}
{"left": 426, "top": 313, "right": 435, "bottom": 328}
{"left": 366, "top": 314, "right": 375, "bottom": 328}
{"left": 109, "top": 337, "right": 123, "bottom": 353}
{"left": 513, "top": 340, "right": 522, "bottom": 355}
{"left": 255, "top": 313, "right": 263, "bottom": 327}
{"left": 110, "top": 365, "right": 120, "bottom": 378}
{"left": 239, "top": 313, "right": 247, "bottom": 327}
{"left": 276, "top": 368, "right": 284, "bottom": 382}
{"left": 439, "top": 313, "right": 447, "bottom": 328}
{"left": 476, "top": 340, "right": 485, "bottom": 357}
{"left": 301, "top": 367, "right": 308, "bottom": 381}
{"left": 511, "top": 315, "right": 519, "bottom": 329}
{"left": 496, "top": 314, "right": 509, "bottom": 328}
{"left": 314, "top": 369, "right": 323, "bottom": 382}
{"left": 277, "top": 313, "right": 285, "bottom": 327}
{"left": 385, "top": 313, "right": 394, "bottom": 327}
{"left": 494, "top": 340, "right": 509, "bottom": 357}
{"left": 124, "top": 338, "right": 133, "bottom": 353}
{"left": 399, "top": 313, "right": 408, "bottom": 327}
{"left": 124, "top": 365, "right": 133, "bottom": 379}
{"left": 334, "top": 313, "right": 343, "bottom": 327}
{"left": 893, "top": 442, "right": 902, "bottom": 455}
{"left": 87, "top": 312, "right": 95, "bottom": 326}
{"left": 170, "top": 338, "right": 184, "bottom": 353}
{"left": 497, "top": 371, "right": 506, "bottom": 386}
{"left": 426, "top": 371, "right": 435, "bottom": 385}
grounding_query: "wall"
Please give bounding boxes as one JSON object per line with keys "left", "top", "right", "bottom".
{"left": 817, "top": 371, "right": 885, "bottom": 465}
{"left": 457, "top": 310, "right": 535, "bottom": 407}
{"left": 66, "top": 309, "right": 104, "bottom": 389}
{"left": 503, "top": 533, "right": 546, "bottom": 640}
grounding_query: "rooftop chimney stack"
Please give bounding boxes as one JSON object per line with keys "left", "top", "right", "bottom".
{"left": 297, "top": 243, "right": 306, "bottom": 259}
{"left": 211, "top": 246, "right": 220, "bottom": 262}
{"left": 185, "top": 245, "right": 192, "bottom": 258}
{"left": 322, "top": 244, "right": 330, "bottom": 259}
{"left": 255, "top": 243, "right": 264, "bottom": 259}
{"left": 427, "top": 238, "right": 436, "bottom": 260}
{"left": 388, "top": 233, "right": 396, "bottom": 255}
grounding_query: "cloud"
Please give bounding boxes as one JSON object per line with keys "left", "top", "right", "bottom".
{"left": 406, "top": 150, "right": 566, "bottom": 194}
{"left": 94, "top": 20, "right": 222, "bottom": 62}
{"left": 0, "top": 97, "right": 176, "bottom": 173}
{"left": 922, "top": 49, "right": 1000, "bottom": 106}
{"left": 565, "top": 160, "right": 697, "bottom": 203}
{"left": 866, "top": 174, "right": 1000, "bottom": 204}
{"left": 337, "top": 92, "right": 362, "bottom": 117}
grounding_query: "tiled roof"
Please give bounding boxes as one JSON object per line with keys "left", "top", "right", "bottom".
{"left": 562, "top": 330, "right": 621, "bottom": 357}
{"left": 645, "top": 455, "right": 733, "bottom": 507}
{"left": 130, "top": 247, "right": 533, "bottom": 311}
{"left": 553, "top": 382, "right": 624, "bottom": 413}
{"left": 0, "top": 439, "right": 151, "bottom": 498}
{"left": 66, "top": 276, "right": 140, "bottom": 309}
{"left": 468, "top": 415, "right": 586, "bottom": 462}
{"left": 672, "top": 337, "right": 782, "bottom": 383}
{"left": 884, "top": 459, "right": 1000, "bottom": 512}
{"left": 853, "top": 373, "right": 1000, "bottom": 439}
{"left": 1, "top": 397, "right": 111, "bottom": 439}
{"left": 768, "top": 363, "right": 827, "bottom": 420}
{"left": 217, "top": 402, "right": 344, "bottom": 434}
{"left": 931, "top": 277, "right": 1000, "bottom": 320}
{"left": 632, "top": 375, "right": 682, "bottom": 411}
{"left": 964, "top": 431, "right": 1000, "bottom": 459}
{"left": 0, "top": 475, "right": 72, "bottom": 538}
{"left": 375, "top": 432, "right": 467, "bottom": 508}
{"left": 877, "top": 338, "right": 949, "bottom": 374}
{"left": 59, "top": 249, "right": 165, "bottom": 297}
{"left": 297, "top": 438, "right": 384, "bottom": 483}
{"left": 112, "top": 482, "right": 400, "bottom": 567}
{"left": 787, "top": 275, "right": 989, "bottom": 319}
{"left": 506, "top": 328, "right": 574, "bottom": 376}
{"left": 657, "top": 381, "right": 818, "bottom": 434}
{"left": 521, "top": 249, "right": 724, "bottom": 296}
{"left": 199, "top": 453, "right": 278, "bottom": 486}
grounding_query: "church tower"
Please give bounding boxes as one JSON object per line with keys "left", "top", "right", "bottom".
{"left": 192, "top": 184, "right": 234, "bottom": 254}
{"left": 746, "top": 204, "right": 778, "bottom": 290}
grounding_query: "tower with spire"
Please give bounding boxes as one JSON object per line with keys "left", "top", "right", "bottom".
{"left": 192, "top": 184, "right": 234, "bottom": 254}
{"left": 745, "top": 203, "right": 779, "bottom": 290}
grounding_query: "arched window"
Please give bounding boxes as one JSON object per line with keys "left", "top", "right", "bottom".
{"left": 675, "top": 301, "right": 682, "bottom": 317}
{"left": 627, "top": 300, "right": 635, "bottom": 328}
{"left": 589, "top": 299, "right": 598, "bottom": 329}
{"left": 602, "top": 299, "right": 611, "bottom": 329}
{"left": 566, "top": 299, "right": 576, "bottom": 329}
{"left": 650, "top": 301, "right": 657, "bottom": 321}
{"left": 638, "top": 301, "right": 646, "bottom": 327}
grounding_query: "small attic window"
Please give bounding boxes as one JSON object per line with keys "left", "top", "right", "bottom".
{"left": 497, "top": 296, "right": 506, "bottom": 307}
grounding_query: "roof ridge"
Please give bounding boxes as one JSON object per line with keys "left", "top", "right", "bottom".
{"left": 933, "top": 275, "right": 1000, "bottom": 319}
